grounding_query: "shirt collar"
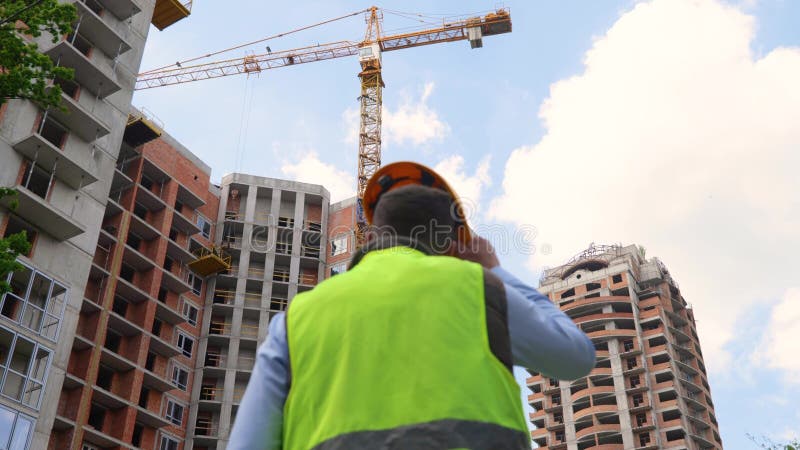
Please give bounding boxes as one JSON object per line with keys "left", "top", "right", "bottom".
{"left": 348, "top": 235, "right": 435, "bottom": 269}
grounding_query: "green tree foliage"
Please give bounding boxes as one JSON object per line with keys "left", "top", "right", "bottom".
{"left": 0, "top": 0, "right": 77, "bottom": 109}
{"left": 0, "top": 188, "right": 31, "bottom": 295}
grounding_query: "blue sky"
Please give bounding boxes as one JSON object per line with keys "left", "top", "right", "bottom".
{"left": 134, "top": 1, "right": 800, "bottom": 448}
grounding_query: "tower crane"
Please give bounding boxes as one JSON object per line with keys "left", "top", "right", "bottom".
{"left": 136, "top": 6, "right": 512, "bottom": 245}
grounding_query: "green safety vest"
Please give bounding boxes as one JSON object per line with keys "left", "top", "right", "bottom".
{"left": 283, "top": 245, "right": 529, "bottom": 450}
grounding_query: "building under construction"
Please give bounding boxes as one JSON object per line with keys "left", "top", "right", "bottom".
{"left": 0, "top": 2, "right": 726, "bottom": 450}
{"left": 527, "top": 244, "right": 722, "bottom": 450}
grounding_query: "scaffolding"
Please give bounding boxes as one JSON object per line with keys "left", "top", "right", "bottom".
{"left": 123, "top": 109, "right": 162, "bottom": 147}
{"left": 188, "top": 246, "right": 231, "bottom": 277}
{"left": 541, "top": 243, "right": 624, "bottom": 283}
{"left": 152, "top": 0, "right": 192, "bottom": 30}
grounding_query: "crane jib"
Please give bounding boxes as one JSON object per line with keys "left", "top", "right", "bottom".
{"left": 132, "top": 7, "right": 512, "bottom": 247}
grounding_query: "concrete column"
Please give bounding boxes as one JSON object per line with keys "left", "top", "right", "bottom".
{"left": 263, "top": 188, "right": 281, "bottom": 282}
{"left": 215, "top": 184, "right": 229, "bottom": 243}
{"left": 562, "top": 383, "right": 576, "bottom": 449}
{"left": 609, "top": 338, "right": 635, "bottom": 449}
{"left": 289, "top": 192, "right": 305, "bottom": 280}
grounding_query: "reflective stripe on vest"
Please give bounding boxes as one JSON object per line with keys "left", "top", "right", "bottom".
{"left": 283, "top": 246, "right": 529, "bottom": 450}
{"left": 311, "top": 419, "right": 528, "bottom": 450}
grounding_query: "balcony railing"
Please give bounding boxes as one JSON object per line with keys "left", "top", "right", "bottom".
{"left": 199, "top": 385, "right": 223, "bottom": 401}
{"left": 226, "top": 265, "right": 265, "bottom": 279}
{"left": 213, "top": 290, "right": 262, "bottom": 307}
{"left": 204, "top": 353, "right": 225, "bottom": 368}
{"left": 300, "top": 245, "right": 321, "bottom": 258}
{"left": 299, "top": 273, "right": 317, "bottom": 286}
{"left": 224, "top": 210, "right": 242, "bottom": 221}
{"left": 304, "top": 220, "right": 322, "bottom": 232}
{"left": 273, "top": 270, "right": 290, "bottom": 283}
{"left": 276, "top": 242, "right": 292, "bottom": 255}
{"left": 195, "top": 419, "right": 218, "bottom": 437}
{"left": 209, "top": 321, "right": 259, "bottom": 339}
{"left": 203, "top": 353, "right": 254, "bottom": 370}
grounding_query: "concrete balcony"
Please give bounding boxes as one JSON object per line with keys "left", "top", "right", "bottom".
{"left": 142, "top": 366, "right": 174, "bottom": 393}
{"left": 91, "top": 385, "right": 129, "bottom": 410}
{"left": 587, "top": 328, "right": 637, "bottom": 341}
{"left": 531, "top": 427, "right": 548, "bottom": 439}
{"left": 45, "top": 40, "right": 121, "bottom": 98}
{"left": 135, "top": 184, "right": 168, "bottom": 212}
{"left": 100, "top": 347, "right": 136, "bottom": 374}
{"left": 111, "top": 167, "right": 134, "bottom": 193}
{"left": 193, "top": 430, "right": 220, "bottom": 446}
{"left": 574, "top": 312, "right": 634, "bottom": 326}
{"left": 573, "top": 404, "right": 618, "bottom": 421}
{"left": 690, "top": 431, "right": 717, "bottom": 449}
{"left": 166, "top": 237, "right": 195, "bottom": 265}
{"left": 52, "top": 414, "right": 76, "bottom": 431}
{"left": 74, "top": 0, "right": 131, "bottom": 57}
{"left": 73, "top": 332, "right": 95, "bottom": 351}
{"left": 50, "top": 92, "right": 111, "bottom": 142}
{"left": 12, "top": 133, "right": 98, "bottom": 189}
{"left": 115, "top": 276, "right": 150, "bottom": 304}
{"left": 1, "top": 185, "right": 84, "bottom": 240}
{"left": 575, "top": 423, "right": 621, "bottom": 441}
{"left": 571, "top": 385, "right": 615, "bottom": 403}
{"left": 128, "top": 217, "right": 159, "bottom": 246}
{"left": 154, "top": 298, "right": 184, "bottom": 325}
{"left": 528, "top": 408, "right": 545, "bottom": 420}
{"left": 123, "top": 244, "right": 156, "bottom": 271}
{"left": 96, "top": 0, "right": 141, "bottom": 21}
{"left": 562, "top": 295, "right": 632, "bottom": 314}
{"left": 135, "top": 404, "right": 171, "bottom": 429}
{"left": 589, "top": 367, "right": 613, "bottom": 378}
{"left": 82, "top": 425, "right": 136, "bottom": 450}
{"left": 149, "top": 331, "right": 181, "bottom": 358}
{"left": 161, "top": 265, "right": 191, "bottom": 294}
{"left": 63, "top": 372, "right": 86, "bottom": 390}
{"left": 177, "top": 183, "right": 205, "bottom": 209}
{"left": 171, "top": 207, "right": 202, "bottom": 235}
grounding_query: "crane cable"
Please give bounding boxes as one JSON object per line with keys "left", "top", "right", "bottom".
{"left": 139, "top": 8, "right": 370, "bottom": 75}
{"left": 233, "top": 75, "right": 257, "bottom": 173}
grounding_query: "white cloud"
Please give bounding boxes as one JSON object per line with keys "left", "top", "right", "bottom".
{"left": 344, "top": 82, "right": 449, "bottom": 147}
{"left": 434, "top": 155, "right": 492, "bottom": 222}
{"left": 280, "top": 152, "right": 355, "bottom": 203}
{"left": 755, "top": 288, "right": 800, "bottom": 384}
{"left": 490, "top": 0, "right": 800, "bottom": 373}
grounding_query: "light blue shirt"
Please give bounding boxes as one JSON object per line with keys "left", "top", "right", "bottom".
{"left": 228, "top": 266, "right": 596, "bottom": 450}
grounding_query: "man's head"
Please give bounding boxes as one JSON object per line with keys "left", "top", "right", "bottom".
{"left": 362, "top": 161, "right": 472, "bottom": 250}
{"left": 370, "top": 185, "right": 458, "bottom": 255}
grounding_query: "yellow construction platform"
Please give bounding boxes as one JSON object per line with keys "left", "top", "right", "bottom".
{"left": 188, "top": 247, "right": 231, "bottom": 277}
{"left": 124, "top": 115, "right": 162, "bottom": 147}
{"left": 152, "top": 0, "right": 192, "bottom": 30}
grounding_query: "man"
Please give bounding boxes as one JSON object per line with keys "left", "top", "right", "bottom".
{"left": 229, "top": 162, "right": 595, "bottom": 450}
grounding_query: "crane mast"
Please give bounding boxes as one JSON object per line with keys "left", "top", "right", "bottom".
{"left": 355, "top": 6, "right": 384, "bottom": 242}
{"left": 135, "top": 7, "right": 512, "bottom": 247}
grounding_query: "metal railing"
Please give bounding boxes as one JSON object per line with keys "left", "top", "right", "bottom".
{"left": 304, "top": 220, "right": 322, "bottom": 232}
{"left": 299, "top": 273, "right": 317, "bottom": 285}
{"left": 209, "top": 321, "right": 259, "bottom": 338}
{"left": 195, "top": 418, "right": 218, "bottom": 437}
{"left": 226, "top": 265, "right": 265, "bottom": 279}
{"left": 301, "top": 245, "right": 321, "bottom": 258}
{"left": 273, "top": 270, "right": 290, "bottom": 283}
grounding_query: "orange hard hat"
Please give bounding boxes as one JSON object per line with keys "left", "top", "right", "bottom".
{"left": 362, "top": 161, "right": 472, "bottom": 243}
